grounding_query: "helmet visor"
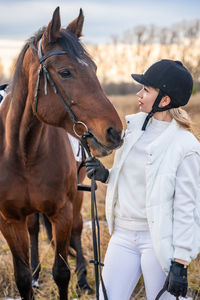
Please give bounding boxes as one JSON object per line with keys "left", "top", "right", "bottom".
{"left": 131, "top": 74, "right": 152, "bottom": 87}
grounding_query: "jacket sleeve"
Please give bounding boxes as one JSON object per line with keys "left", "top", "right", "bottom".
{"left": 173, "top": 152, "right": 200, "bottom": 262}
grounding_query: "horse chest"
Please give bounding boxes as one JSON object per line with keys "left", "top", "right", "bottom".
{"left": 0, "top": 159, "right": 76, "bottom": 218}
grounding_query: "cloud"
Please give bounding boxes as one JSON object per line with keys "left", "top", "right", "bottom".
{"left": 0, "top": 0, "right": 200, "bottom": 44}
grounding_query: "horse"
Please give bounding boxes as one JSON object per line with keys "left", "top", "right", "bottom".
{"left": 0, "top": 86, "right": 89, "bottom": 294}
{"left": 0, "top": 6, "right": 123, "bottom": 300}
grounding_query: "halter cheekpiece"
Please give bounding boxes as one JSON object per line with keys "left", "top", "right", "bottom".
{"left": 34, "top": 39, "right": 78, "bottom": 124}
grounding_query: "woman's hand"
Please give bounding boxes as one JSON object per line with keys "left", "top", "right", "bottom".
{"left": 164, "top": 261, "right": 188, "bottom": 297}
{"left": 85, "top": 157, "right": 109, "bottom": 183}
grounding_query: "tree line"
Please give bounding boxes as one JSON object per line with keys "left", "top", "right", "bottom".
{"left": 1, "top": 19, "right": 200, "bottom": 95}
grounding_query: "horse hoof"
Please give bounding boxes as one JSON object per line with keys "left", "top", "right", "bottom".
{"left": 32, "top": 279, "right": 40, "bottom": 288}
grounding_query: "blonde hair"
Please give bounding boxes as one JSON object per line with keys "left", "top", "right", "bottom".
{"left": 169, "top": 107, "right": 200, "bottom": 141}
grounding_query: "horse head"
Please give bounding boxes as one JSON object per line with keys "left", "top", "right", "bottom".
{"left": 30, "top": 7, "right": 123, "bottom": 157}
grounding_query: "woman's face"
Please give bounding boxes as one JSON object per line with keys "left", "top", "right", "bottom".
{"left": 136, "top": 85, "right": 159, "bottom": 113}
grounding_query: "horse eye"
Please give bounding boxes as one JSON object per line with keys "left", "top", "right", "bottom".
{"left": 58, "top": 69, "right": 72, "bottom": 78}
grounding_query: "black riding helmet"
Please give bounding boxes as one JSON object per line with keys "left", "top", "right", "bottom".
{"left": 131, "top": 59, "right": 193, "bottom": 130}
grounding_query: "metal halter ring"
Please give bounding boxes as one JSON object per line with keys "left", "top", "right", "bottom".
{"left": 73, "top": 121, "right": 88, "bottom": 137}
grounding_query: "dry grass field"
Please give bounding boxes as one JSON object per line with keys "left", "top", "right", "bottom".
{"left": 1, "top": 93, "right": 200, "bottom": 299}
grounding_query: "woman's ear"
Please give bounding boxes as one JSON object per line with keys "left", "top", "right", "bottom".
{"left": 160, "top": 95, "right": 171, "bottom": 108}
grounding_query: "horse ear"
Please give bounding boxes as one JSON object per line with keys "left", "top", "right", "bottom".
{"left": 66, "top": 8, "right": 84, "bottom": 38}
{"left": 43, "top": 7, "right": 61, "bottom": 44}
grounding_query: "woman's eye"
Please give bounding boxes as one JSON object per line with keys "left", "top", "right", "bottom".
{"left": 58, "top": 70, "right": 72, "bottom": 78}
{"left": 144, "top": 87, "right": 148, "bottom": 92}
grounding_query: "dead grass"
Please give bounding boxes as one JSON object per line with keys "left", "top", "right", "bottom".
{"left": 1, "top": 93, "right": 200, "bottom": 299}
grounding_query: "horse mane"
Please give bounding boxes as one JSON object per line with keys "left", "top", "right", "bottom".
{"left": 11, "top": 27, "right": 90, "bottom": 95}
{"left": 59, "top": 29, "right": 90, "bottom": 60}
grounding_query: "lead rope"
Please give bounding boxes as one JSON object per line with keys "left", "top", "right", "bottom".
{"left": 78, "top": 136, "right": 108, "bottom": 300}
{"left": 90, "top": 175, "right": 108, "bottom": 300}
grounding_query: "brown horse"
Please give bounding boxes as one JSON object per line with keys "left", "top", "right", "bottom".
{"left": 0, "top": 7, "right": 123, "bottom": 300}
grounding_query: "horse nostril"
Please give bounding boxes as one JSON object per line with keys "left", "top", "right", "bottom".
{"left": 106, "top": 127, "right": 122, "bottom": 145}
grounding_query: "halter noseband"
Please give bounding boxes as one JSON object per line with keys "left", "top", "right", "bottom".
{"left": 34, "top": 39, "right": 92, "bottom": 156}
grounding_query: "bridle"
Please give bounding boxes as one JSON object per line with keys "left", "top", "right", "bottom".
{"left": 34, "top": 38, "right": 108, "bottom": 300}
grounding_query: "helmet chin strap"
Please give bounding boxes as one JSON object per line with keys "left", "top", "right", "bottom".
{"left": 141, "top": 90, "right": 173, "bottom": 131}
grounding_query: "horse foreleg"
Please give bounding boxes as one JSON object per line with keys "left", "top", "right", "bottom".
{"left": 70, "top": 190, "right": 93, "bottom": 295}
{"left": 27, "top": 213, "right": 40, "bottom": 288}
{"left": 50, "top": 200, "right": 73, "bottom": 300}
{"left": 0, "top": 215, "right": 34, "bottom": 300}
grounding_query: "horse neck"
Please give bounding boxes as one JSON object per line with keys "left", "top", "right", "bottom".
{"left": 5, "top": 68, "right": 46, "bottom": 162}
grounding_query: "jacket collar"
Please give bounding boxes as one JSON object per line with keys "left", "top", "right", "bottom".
{"left": 125, "top": 112, "right": 148, "bottom": 132}
{"left": 125, "top": 112, "right": 179, "bottom": 163}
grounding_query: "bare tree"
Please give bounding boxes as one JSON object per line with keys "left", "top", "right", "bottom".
{"left": 134, "top": 25, "right": 147, "bottom": 45}
{"left": 110, "top": 34, "right": 119, "bottom": 46}
{"left": 169, "top": 28, "right": 180, "bottom": 44}
{"left": 121, "top": 29, "right": 135, "bottom": 44}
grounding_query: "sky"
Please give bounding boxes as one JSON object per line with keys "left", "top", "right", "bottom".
{"left": 0, "top": 0, "right": 200, "bottom": 77}
{"left": 0, "top": 0, "right": 200, "bottom": 44}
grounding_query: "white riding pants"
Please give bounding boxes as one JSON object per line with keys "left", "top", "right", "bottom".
{"left": 99, "top": 227, "right": 175, "bottom": 300}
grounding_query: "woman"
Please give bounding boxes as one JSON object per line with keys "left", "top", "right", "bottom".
{"left": 86, "top": 59, "right": 200, "bottom": 300}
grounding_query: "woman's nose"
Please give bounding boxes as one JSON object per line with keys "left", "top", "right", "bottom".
{"left": 137, "top": 89, "right": 143, "bottom": 97}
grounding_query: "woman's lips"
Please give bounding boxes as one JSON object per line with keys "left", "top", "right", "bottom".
{"left": 138, "top": 101, "right": 143, "bottom": 106}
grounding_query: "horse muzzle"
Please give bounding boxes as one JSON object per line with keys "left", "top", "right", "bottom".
{"left": 87, "top": 129, "right": 124, "bottom": 157}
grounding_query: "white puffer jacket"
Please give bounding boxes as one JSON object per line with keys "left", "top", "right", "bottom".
{"left": 106, "top": 112, "right": 200, "bottom": 273}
